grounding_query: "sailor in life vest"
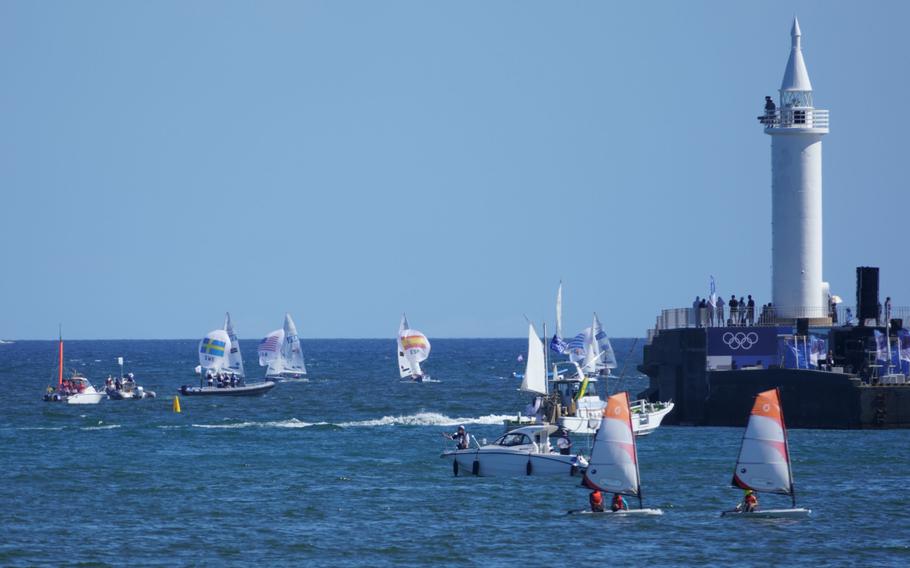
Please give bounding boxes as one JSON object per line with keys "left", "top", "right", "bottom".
{"left": 589, "top": 489, "right": 605, "bottom": 513}
{"left": 443, "top": 425, "right": 470, "bottom": 450}
{"left": 739, "top": 489, "right": 758, "bottom": 512}
{"left": 556, "top": 428, "right": 572, "bottom": 455}
{"left": 611, "top": 493, "right": 628, "bottom": 512}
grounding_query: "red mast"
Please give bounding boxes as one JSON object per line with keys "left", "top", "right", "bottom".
{"left": 58, "top": 326, "right": 63, "bottom": 387}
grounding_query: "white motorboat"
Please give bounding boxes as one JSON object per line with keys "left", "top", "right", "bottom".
{"left": 42, "top": 332, "right": 105, "bottom": 405}
{"left": 505, "top": 372, "right": 674, "bottom": 436}
{"left": 721, "top": 388, "right": 811, "bottom": 519}
{"left": 573, "top": 391, "right": 663, "bottom": 515}
{"left": 259, "top": 313, "right": 308, "bottom": 381}
{"left": 441, "top": 424, "right": 588, "bottom": 477}
{"left": 45, "top": 373, "right": 105, "bottom": 405}
{"left": 397, "top": 313, "right": 432, "bottom": 382}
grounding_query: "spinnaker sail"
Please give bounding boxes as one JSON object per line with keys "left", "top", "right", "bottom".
{"left": 732, "top": 388, "right": 794, "bottom": 496}
{"left": 199, "top": 329, "right": 231, "bottom": 372}
{"left": 583, "top": 391, "right": 640, "bottom": 497}
{"left": 259, "top": 329, "right": 285, "bottom": 367}
{"left": 397, "top": 313, "right": 430, "bottom": 379}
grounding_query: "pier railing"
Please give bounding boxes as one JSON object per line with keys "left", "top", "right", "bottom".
{"left": 646, "top": 304, "right": 910, "bottom": 343}
{"left": 758, "top": 107, "right": 829, "bottom": 129}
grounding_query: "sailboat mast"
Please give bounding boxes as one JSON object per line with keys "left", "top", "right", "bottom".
{"left": 778, "top": 387, "right": 797, "bottom": 508}
{"left": 543, "top": 322, "right": 549, "bottom": 396}
{"left": 58, "top": 325, "right": 63, "bottom": 386}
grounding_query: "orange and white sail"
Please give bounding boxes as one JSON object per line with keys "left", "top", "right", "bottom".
{"left": 732, "top": 388, "right": 793, "bottom": 495}
{"left": 397, "top": 313, "right": 430, "bottom": 378}
{"left": 583, "top": 391, "right": 640, "bottom": 496}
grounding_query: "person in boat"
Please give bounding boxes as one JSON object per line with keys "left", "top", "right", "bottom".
{"left": 737, "top": 489, "right": 758, "bottom": 512}
{"left": 556, "top": 428, "right": 572, "bottom": 455}
{"left": 443, "top": 425, "right": 470, "bottom": 450}
{"left": 611, "top": 493, "right": 628, "bottom": 512}
{"left": 206, "top": 373, "right": 214, "bottom": 387}
{"left": 589, "top": 489, "right": 605, "bottom": 513}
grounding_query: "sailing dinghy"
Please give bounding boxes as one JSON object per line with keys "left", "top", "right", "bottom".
{"left": 260, "top": 313, "right": 307, "bottom": 381}
{"left": 569, "top": 391, "right": 662, "bottom": 515}
{"left": 179, "top": 316, "right": 276, "bottom": 396}
{"left": 397, "top": 314, "right": 431, "bottom": 382}
{"left": 721, "top": 388, "right": 811, "bottom": 518}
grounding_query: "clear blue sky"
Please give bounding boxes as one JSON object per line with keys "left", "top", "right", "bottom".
{"left": 2, "top": 1, "right": 908, "bottom": 339}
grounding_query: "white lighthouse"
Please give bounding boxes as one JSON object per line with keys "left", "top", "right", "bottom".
{"left": 765, "top": 18, "right": 830, "bottom": 321}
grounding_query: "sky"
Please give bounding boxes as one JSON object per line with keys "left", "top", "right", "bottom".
{"left": 1, "top": 1, "right": 909, "bottom": 340}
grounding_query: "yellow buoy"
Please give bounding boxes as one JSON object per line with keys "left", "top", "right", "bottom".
{"left": 173, "top": 395, "right": 182, "bottom": 413}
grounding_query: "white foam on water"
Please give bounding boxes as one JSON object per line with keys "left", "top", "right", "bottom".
{"left": 18, "top": 426, "right": 65, "bottom": 431}
{"left": 336, "top": 412, "right": 513, "bottom": 428}
{"left": 191, "top": 418, "right": 319, "bottom": 430}
{"left": 81, "top": 424, "right": 121, "bottom": 430}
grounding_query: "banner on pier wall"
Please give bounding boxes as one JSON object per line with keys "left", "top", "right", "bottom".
{"left": 707, "top": 327, "right": 779, "bottom": 369}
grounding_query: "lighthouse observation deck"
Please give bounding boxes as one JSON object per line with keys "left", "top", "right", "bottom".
{"left": 759, "top": 107, "right": 829, "bottom": 133}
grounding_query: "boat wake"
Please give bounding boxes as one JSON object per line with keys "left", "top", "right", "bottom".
{"left": 336, "top": 412, "right": 513, "bottom": 428}
{"left": 181, "top": 413, "right": 513, "bottom": 431}
{"left": 192, "top": 418, "right": 321, "bottom": 429}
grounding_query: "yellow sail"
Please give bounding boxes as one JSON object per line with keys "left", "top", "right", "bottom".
{"left": 173, "top": 396, "right": 182, "bottom": 413}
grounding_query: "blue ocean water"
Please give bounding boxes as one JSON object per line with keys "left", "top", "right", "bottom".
{"left": 0, "top": 338, "right": 908, "bottom": 567}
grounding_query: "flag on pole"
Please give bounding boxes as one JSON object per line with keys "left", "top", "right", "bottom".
{"left": 550, "top": 334, "right": 567, "bottom": 354}
{"left": 709, "top": 276, "right": 717, "bottom": 307}
{"left": 117, "top": 357, "right": 124, "bottom": 366}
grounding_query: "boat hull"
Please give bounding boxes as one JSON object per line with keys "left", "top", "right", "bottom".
{"left": 442, "top": 448, "right": 585, "bottom": 478}
{"left": 568, "top": 508, "right": 664, "bottom": 516}
{"left": 44, "top": 391, "right": 105, "bottom": 404}
{"left": 556, "top": 401, "right": 675, "bottom": 436}
{"left": 178, "top": 382, "right": 276, "bottom": 396}
{"left": 721, "top": 508, "right": 811, "bottom": 519}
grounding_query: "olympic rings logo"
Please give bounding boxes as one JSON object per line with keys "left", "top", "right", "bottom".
{"left": 722, "top": 331, "right": 759, "bottom": 350}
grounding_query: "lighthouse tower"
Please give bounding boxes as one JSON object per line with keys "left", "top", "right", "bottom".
{"left": 764, "top": 18, "right": 830, "bottom": 322}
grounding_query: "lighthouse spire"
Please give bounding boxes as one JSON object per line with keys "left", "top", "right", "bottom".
{"left": 781, "top": 16, "right": 813, "bottom": 94}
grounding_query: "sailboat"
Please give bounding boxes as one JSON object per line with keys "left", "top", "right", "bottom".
{"left": 397, "top": 313, "right": 431, "bottom": 382}
{"left": 179, "top": 316, "right": 276, "bottom": 396}
{"left": 557, "top": 311, "right": 674, "bottom": 436}
{"left": 42, "top": 329, "right": 105, "bottom": 404}
{"left": 721, "top": 388, "right": 811, "bottom": 518}
{"left": 570, "top": 391, "right": 662, "bottom": 515}
{"left": 260, "top": 313, "right": 307, "bottom": 381}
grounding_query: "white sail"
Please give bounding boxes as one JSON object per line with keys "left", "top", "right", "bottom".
{"left": 556, "top": 281, "right": 563, "bottom": 339}
{"left": 198, "top": 329, "right": 231, "bottom": 372}
{"left": 398, "top": 315, "right": 430, "bottom": 378}
{"left": 583, "top": 391, "right": 640, "bottom": 496}
{"left": 582, "top": 317, "right": 601, "bottom": 374}
{"left": 223, "top": 312, "right": 245, "bottom": 377}
{"left": 259, "top": 329, "right": 285, "bottom": 368}
{"left": 732, "top": 388, "right": 793, "bottom": 495}
{"left": 397, "top": 314, "right": 412, "bottom": 378}
{"left": 520, "top": 322, "right": 547, "bottom": 395}
{"left": 593, "top": 312, "right": 617, "bottom": 369}
{"left": 281, "top": 313, "right": 307, "bottom": 375}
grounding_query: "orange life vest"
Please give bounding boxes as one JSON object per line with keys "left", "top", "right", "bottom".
{"left": 589, "top": 491, "right": 604, "bottom": 511}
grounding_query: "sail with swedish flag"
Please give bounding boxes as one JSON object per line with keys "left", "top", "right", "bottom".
{"left": 199, "top": 329, "right": 230, "bottom": 372}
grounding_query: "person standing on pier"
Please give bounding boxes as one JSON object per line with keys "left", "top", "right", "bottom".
{"left": 716, "top": 296, "right": 725, "bottom": 327}
{"left": 747, "top": 295, "right": 755, "bottom": 325}
{"left": 729, "top": 296, "right": 739, "bottom": 326}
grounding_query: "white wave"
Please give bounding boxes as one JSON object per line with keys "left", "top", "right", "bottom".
{"left": 191, "top": 418, "right": 319, "bottom": 430}
{"left": 18, "top": 426, "right": 65, "bottom": 431}
{"left": 81, "top": 424, "right": 121, "bottom": 430}
{"left": 336, "top": 412, "right": 513, "bottom": 428}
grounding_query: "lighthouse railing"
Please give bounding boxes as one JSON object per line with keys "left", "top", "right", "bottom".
{"left": 758, "top": 108, "right": 829, "bottom": 129}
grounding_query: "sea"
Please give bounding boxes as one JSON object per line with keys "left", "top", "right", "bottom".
{"left": 0, "top": 338, "right": 908, "bottom": 567}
